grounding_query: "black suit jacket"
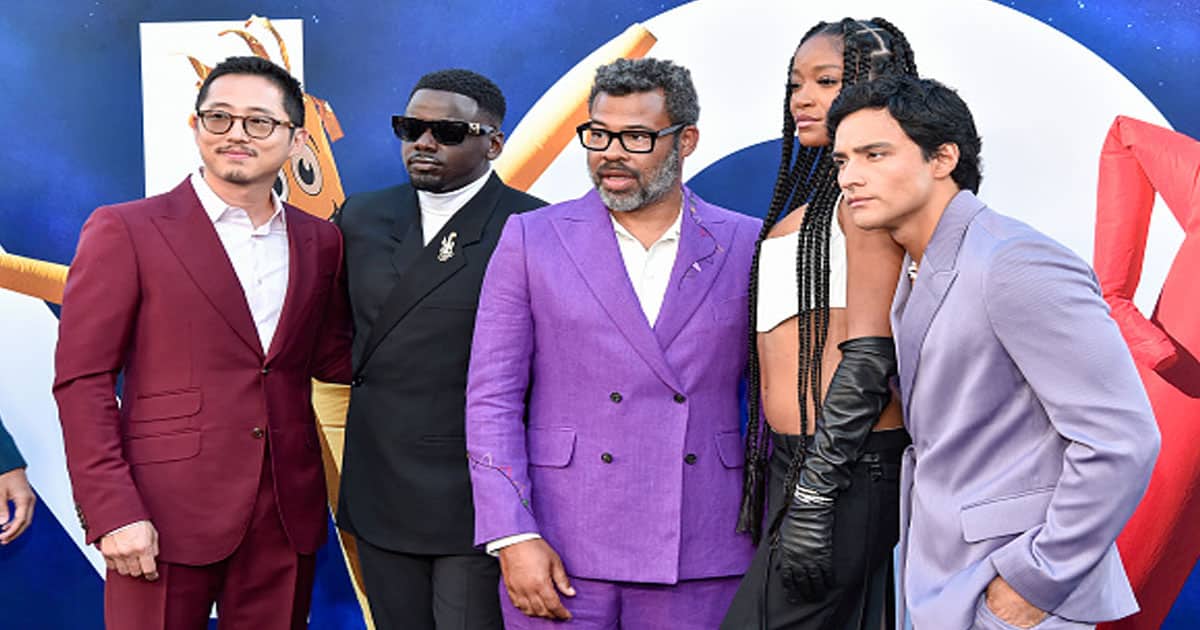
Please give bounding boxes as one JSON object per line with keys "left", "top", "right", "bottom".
{"left": 335, "top": 173, "right": 545, "bottom": 554}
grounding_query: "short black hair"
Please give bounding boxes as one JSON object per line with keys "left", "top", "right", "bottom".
{"left": 589, "top": 58, "right": 700, "bottom": 126}
{"left": 195, "top": 56, "right": 305, "bottom": 127}
{"left": 827, "top": 75, "right": 982, "bottom": 193}
{"left": 411, "top": 69, "right": 507, "bottom": 124}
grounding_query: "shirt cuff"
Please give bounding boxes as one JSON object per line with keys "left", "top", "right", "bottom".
{"left": 486, "top": 532, "right": 542, "bottom": 557}
{"left": 103, "top": 520, "right": 150, "bottom": 539}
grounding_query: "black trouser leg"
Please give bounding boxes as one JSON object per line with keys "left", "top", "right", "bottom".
{"left": 431, "top": 553, "right": 503, "bottom": 629}
{"left": 357, "top": 537, "right": 435, "bottom": 630}
{"left": 356, "top": 537, "right": 503, "bottom": 630}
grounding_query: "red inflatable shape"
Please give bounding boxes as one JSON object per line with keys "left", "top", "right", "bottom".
{"left": 1096, "top": 115, "right": 1200, "bottom": 630}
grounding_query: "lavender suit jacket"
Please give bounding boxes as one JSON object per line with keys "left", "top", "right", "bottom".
{"left": 892, "top": 191, "right": 1159, "bottom": 628}
{"left": 466, "top": 187, "right": 759, "bottom": 584}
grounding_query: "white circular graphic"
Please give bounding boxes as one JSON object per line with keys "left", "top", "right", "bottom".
{"left": 526, "top": 0, "right": 1178, "bottom": 314}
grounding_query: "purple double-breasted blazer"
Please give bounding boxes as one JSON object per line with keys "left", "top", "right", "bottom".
{"left": 893, "top": 191, "right": 1159, "bottom": 629}
{"left": 466, "top": 187, "right": 759, "bottom": 584}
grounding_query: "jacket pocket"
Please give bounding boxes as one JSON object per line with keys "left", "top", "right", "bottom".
{"left": 125, "top": 431, "right": 201, "bottom": 465}
{"left": 714, "top": 430, "right": 744, "bottom": 468}
{"left": 960, "top": 486, "right": 1055, "bottom": 543}
{"left": 711, "top": 293, "right": 749, "bottom": 324}
{"left": 128, "top": 389, "right": 202, "bottom": 422}
{"left": 527, "top": 428, "right": 576, "bottom": 468}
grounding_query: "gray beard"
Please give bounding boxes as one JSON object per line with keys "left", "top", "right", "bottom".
{"left": 592, "top": 142, "right": 681, "bottom": 213}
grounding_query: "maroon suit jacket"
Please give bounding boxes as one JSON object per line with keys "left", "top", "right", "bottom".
{"left": 53, "top": 177, "right": 352, "bottom": 565}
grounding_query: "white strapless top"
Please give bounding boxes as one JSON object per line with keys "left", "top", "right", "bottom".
{"left": 756, "top": 211, "right": 848, "bottom": 332}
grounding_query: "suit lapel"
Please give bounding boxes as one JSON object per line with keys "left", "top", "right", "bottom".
{"left": 897, "top": 268, "right": 957, "bottom": 417}
{"left": 552, "top": 191, "right": 682, "bottom": 392}
{"left": 389, "top": 187, "right": 424, "bottom": 277}
{"left": 653, "top": 189, "right": 729, "bottom": 350}
{"left": 151, "top": 179, "right": 263, "bottom": 357}
{"left": 355, "top": 174, "right": 504, "bottom": 373}
{"left": 897, "top": 191, "right": 986, "bottom": 417}
{"left": 265, "top": 207, "right": 316, "bottom": 362}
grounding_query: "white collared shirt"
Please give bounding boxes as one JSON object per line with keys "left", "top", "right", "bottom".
{"left": 611, "top": 208, "right": 683, "bottom": 326}
{"left": 416, "top": 166, "right": 493, "bottom": 245}
{"left": 191, "top": 169, "right": 289, "bottom": 353}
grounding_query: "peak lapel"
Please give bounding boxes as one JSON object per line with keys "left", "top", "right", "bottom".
{"left": 355, "top": 174, "right": 504, "bottom": 374}
{"left": 390, "top": 187, "right": 423, "bottom": 277}
{"left": 150, "top": 180, "right": 262, "bottom": 357}
{"left": 653, "top": 191, "right": 729, "bottom": 350}
{"left": 897, "top": 191, "right": 985, "bottom": 417}
{"left": 552, "top": 192, "right": 682, "bottom": 392}
{"left": 265, "top": 209, "right": 316, "bottom": 363}
{"left": 897, "top": 268, "right": 957, "bottom": 417}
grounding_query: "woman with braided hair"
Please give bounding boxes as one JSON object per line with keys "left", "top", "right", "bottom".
{"left": 722, "top": 18, "right": 917, "bottom": 630}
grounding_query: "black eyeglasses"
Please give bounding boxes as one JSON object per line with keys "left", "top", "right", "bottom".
{"left": 391, "top": 116, "right": 496, "bottom": 145}
{"left": 576, "top": 122, "right": 686, "bottom": 153}
{"left": 196, "top": 110, "right": 295, "bottom": 139}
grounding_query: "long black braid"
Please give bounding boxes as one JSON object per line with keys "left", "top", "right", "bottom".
{"left": 737, "top": 18, "right": 920, "bottom": 544}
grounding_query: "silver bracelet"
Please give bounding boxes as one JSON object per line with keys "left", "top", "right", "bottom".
{"left": 793, "top": 485, "right": 834, "bottom": 506}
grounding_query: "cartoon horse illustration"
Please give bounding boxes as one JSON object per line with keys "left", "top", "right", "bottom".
{"left": 187, "top": 15, "right": 347, "bottom": 219}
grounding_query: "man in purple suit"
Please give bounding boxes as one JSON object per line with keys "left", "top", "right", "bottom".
{"left": 828, "top": 75, "right": 1159, "bottom": 629}
{"left": 465, "top": 58, "right": 759, "bottom": 629}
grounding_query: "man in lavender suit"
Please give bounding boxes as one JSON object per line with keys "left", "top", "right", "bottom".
{"left": 465, "top": 58, "right": 758, "bottom": 629}
{"left": 828, "top": 75, "right": 1159, "bottom": 630}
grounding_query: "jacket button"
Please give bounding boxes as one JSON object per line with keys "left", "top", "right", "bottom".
{"left": 684, "top": 453, "right": 697, "bottom": 465}
{"left": 251, "top": 427, "right": 265, "bottom": 439}
{"left": 261, "top": 366, "right": 270, "bottom": 375}
{"left": 352, "top": 376, "right": 364, "bottom": 387}
{"left": 600, "top": 452, "right": 613, "bottom": 463}
{"left": 673, "top": 393, "right": 686, "bottom": 404}
{"left": 610, "top": 392, "right": 622, "bottom": 403}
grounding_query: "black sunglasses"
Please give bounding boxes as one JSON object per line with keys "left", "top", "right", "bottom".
{"left": 391, "top": 116, "right": 496, "bottom": 145}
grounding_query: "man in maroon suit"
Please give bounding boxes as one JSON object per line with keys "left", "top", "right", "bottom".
{"left": 53, "top": 56, "right": 351, "bottom": 629}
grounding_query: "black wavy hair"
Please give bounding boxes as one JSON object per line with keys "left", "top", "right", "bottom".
{"left": 411, "top": 68, "right": 507, "bottom": 124}
{"left": 738, "top": 17, "right": 919, "bottom": 544}
{"left": 828, "top": 75, "right": 983, "bottom": 193}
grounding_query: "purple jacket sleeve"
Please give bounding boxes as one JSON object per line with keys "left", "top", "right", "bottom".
{"left": 465, "top": 214, "right": 540, "bottom": 546}
{"left": 984, "top": 237, "right": 1160, "bottom": 612}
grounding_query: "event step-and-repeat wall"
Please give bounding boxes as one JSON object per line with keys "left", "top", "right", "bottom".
{"left": 1, "top": 1, "right": 1196, "bottom": 627}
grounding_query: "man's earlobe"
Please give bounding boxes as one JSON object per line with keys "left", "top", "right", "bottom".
{"left": 488, "top": 131, "right": 506, "bottom": 160}
{"left": 287, "top": 129, "right": 310, "bottom": 159}
{"left": 935, "top": 143, "right": 961, "bottom": 179}
{"left": 680, "top": 126, "right": 700, "bottom": 157}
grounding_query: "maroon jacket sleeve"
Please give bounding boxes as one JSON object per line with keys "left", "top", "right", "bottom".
{"left": 310, "top": 221, "right": 352, "bottom": 385}
{"left": 53, "top": 206, "right": 150, "bottom": 544}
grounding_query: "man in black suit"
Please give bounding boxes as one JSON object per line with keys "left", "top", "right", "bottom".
{"left": 335, "top": 69, "right": 545, "bottom": 629}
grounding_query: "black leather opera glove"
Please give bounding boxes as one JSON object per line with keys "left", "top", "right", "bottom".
{"left": 779, "top": 336, "right": 897, "bottom": 601}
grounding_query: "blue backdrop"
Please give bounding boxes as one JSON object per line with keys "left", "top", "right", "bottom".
{"left": 1, "top": 1, "right": 1196, "bottom": 627}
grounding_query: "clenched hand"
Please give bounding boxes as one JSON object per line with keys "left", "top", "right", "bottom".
{"left": 498, "top": 538, "right": 575, "bottom": 619}
{"left": 0, "top": 467, "right": 35, "bottom": 544}
{"left": 100, "top": 520, "right": 160, "bottom": 581}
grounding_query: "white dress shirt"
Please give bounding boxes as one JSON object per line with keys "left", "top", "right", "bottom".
{"left": 611, "top": 209, "right": 682, "bottom": 326}
{"left": 416, "top": 166, "right": 493, "bottom": 245}
{"left": 192, "top": 169, "right": 289, "bottom": 353}
{"left": 485, "top": 206, "right": 683, "bottom": 556}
